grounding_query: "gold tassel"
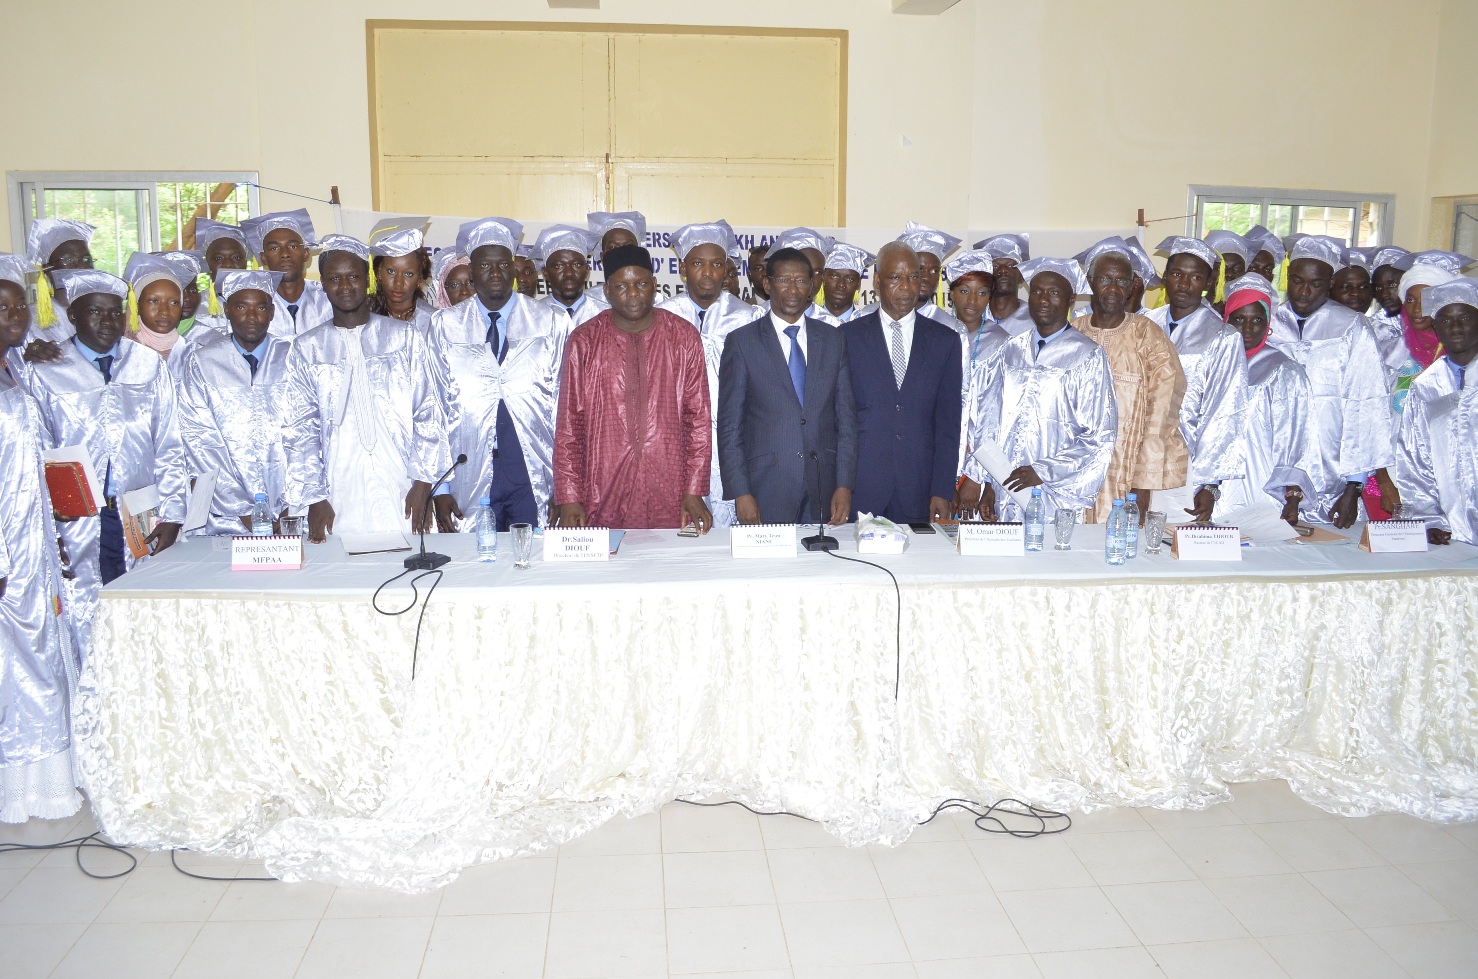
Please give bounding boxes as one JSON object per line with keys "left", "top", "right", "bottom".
{"left": 936, "top": 272, "right": 946, "bottom": 309}
{"left": 34, "top": 268, "right": 58, "bottom": 328}
{"left": 1144, "top": 286, "right": 1167, "bottom": 309}
{"left": 247, "top": 255, "right": 259, "bottom": 270}
{"left": 203, "top": 274, "right": 221, "bottom": 316}
{"left": 1276, "top": 256, "right": 1288, "bottom": 293}
{"left": 1214, "top": 254, "right": 1228, "bottom": 303}
{"left": 127, "top": 285, "right": 141, "bottom": 333}
{"left": 367, "top": 260, "right": 378, "bottom": 295}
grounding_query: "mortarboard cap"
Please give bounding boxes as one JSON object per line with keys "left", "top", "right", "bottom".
{"left": 587, "top": 211, "right": 647, "bottom": 243}
{"left": 768, "top": 227, "right": 836, "bottom": 256}
{"left": 53, "top": 269, "right": 128, "bottom": 303}
{"left": 215, "top": 269, "right": 283, "bottom": 302}
{"left": 823, "top": 242, "right": 876, "bottom": 276}
{"left": 897, "top": 221, "right": 962, "bottom": 261}
{"left": 534, "top": 224, "right": 599, "bottom": 264}
{"left": 457, "top": 217, "right": 523, "bottom": 259}
{"left": 1018, "top": 256, "right": 1089, "bottom": 295}
{"left": 1289, "top": 235, "right": 1346, "bottom": 272}
{"left": 670, "top": 221, "right": 737, "bottom": 261}
{"left": 26, "top": 218, "right": 94, "bottom": 267}
{"left": 1156, "top": 235, "right": 1219, "bottom": 271}
{"left": 1203, "top": 229, "right": 1258, "bottom": 265}
{"left": 316, "top": 234, "right": 370, "bottom": 262}
{"left": 1423, "top": 277, "right": 1478, "bottom": 319}
{"left": 368, "top": 227, "right": 426, "bottom": 259}
{"left": 240, "top": 208, "right": 317, "bottom": 254}
{"left": 973, "top": 233, "right": 1030, "bottom": 263}
{"left": 942, "top": 248, "right": 994, "bottom": 284}
{"left": 1245, "top": 225, "right": 1286, "bottom": 266}
{"left": 0, "top": 253, "right": 30, "bottom": 290}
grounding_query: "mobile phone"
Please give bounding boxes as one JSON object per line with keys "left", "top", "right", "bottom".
{"left": 677, "top": 524, "right": 701, "bottom": 538}
{"left": 907, "top": 522, "right": 936, "bottom": 534}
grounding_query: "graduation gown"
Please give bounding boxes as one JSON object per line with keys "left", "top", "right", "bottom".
{"left": 1267, "top": 301, "right": 1394, "bottom": 516}
{"left": 173, "top": 330, "right": 295, "bottom": 536}
{"left": 1214, "top": 347, "right": 1318, "bottom": 518}
{"left": 965, "top": 327, "right": 1118, "bottom": 514}
{"left": 270, "top": 280, "right": 333, "bottom": 338}
{"left": 986, "top": 300, "right": 1035, "bottom": 337}
{"left": 546, "top": 293, "right": 606, "bottom": 343}
{"left": 957, "top": 322, "right": 1011, "bottom": 476}
{"left": 1395, "top": 359, "right": 1478, "bottom": 543}
{"left": 0, "top": 367, "right": 81, "bottom": 821}
{"left": 427, "top": 294, "right": 563, "bottom": 525}
{"left": 1145, "top": 304, "right": 1250, "bottom": 488}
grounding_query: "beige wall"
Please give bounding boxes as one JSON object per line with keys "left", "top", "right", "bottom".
{"left": 2, "top": 0, "right": 1470, "bottom": 251}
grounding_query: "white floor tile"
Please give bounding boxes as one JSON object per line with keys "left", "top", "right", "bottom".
{"left": 1136, "top": 802, "right": 1242, "bottom": 831}
{"left": 1440, "top": 819, "right": 1478, "bottom": 856}
{"left": 438, "top": 857, "right": 556, "bottom": 915}
{"left": 1203, "top": 874, "right": 1354, "bottom": 937}
{"left": 1365, "top": 919, "right": 1478, "bottom": 979}
{"left": 663, "top": 802, "right": 765, "bottom": 852}
{"left": 0, "top": 866, "right": 28, "bottom": 899}
{"left": 1253, "top": 820, "right": 1386, "bottom": 872}
{"left": 759, "top": 813, "right": 843, "bottom": 849}
{"left": 0, "top": 866, "right": 124, "bottom": 923}
{"left": 1158, "top": 824, "right": 1296, "bottom": 879}
{"left": 558, "top": 811, "right": 662, "bottom": 856}
{"left": 1065, "top": 808, "right": 1151, "bottom": 834}
{"left": 544, "top": 908, "right": 667, "bottom": 978}
{"left": 1148, "top": 937, "right": 1289, "bottom": 978}
{"left": 1261, "top": 929, "right": 1409, "bottom": 979}
{"left": 1397, "top": 858, "right": 1478, "bottom": 922}
{"left": 1065, "top": 831, "right": 1196, "bottom": 885}
{"left": 891, "top": 892, "right": 1026, "bottom": 959}
{"left": 1032, "top": 945, "right": 1163, "bottom": 978}
{"left": 1304, "top": 864, "right": 1454, "bottom": 928}
{"left": 968, "top": 836, "right": 1095, "bottom": 892}
{"left": 915, "top": 955, "right": 1040, "bottom": 978}
{"left": 1342, "top": 813, "right": 1474, "bottom": 865}
{"left": 50, "top": 920, "right": 199, "bottom": 979}
{"left": 1227, "top": 781, "right": 1330, "bottom": 824}
{"left": 417, "top": 912, "right": 549, "bottom": 979}
{"left": 1102, "top": 880, "right": 1247, "bottom": 945}
{"left": 795, "top": 965, "right": 913, "bottom": 979}
{"left": 94, "top": 866, "right": 227, "bottom": 922}
{"left": 663, "top": 849, "right": 775, "bottom": 908}
{"left": 778, "top": 899, "right": 911, "bottom": 966}
{"left": 868, "top": 841, "right": 993, "bottom": 898}
{"left": 906, "top": 811, "right": 964, "bottom": 842}
{"left": 171, "top": 918, "right": 316, "bottom": 979}
{"left": 208, "top": 878, "right": 334, "bottom": 921}
{"left": 552, "top": 853, "right": 665, "bottom": 911}
{"left": 667, "top": 903, "right": 792, "bottom": 974}
{"left": 998, "top": 886, "right": 1139, "bottom": 953}
{"left": 322, "top": 882, "right": 441, "bottom": 918}
{"left": 0, "top": 922, "right": 86, "bottom": 979}
{"left": 768, "top": 846, "right": 886, "bottom": 903}
{"left": 293, "top": 916, "right": 434, "bottom": 979}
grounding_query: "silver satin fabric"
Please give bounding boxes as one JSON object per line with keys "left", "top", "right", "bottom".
{"left": 986, "top": 300, "right": 1035, "bottom": 337}
{"left": 281, "top": 314, "right": 451, "bottom": 512}
{"left": 1214, "top": 348, "right": 1318, "bottom": 517}
{"left": 26, "top": 340, "right": 189, "bottom": 659}
{"left": 426, "top": 295, "right": 563, "bottom": 524}
{"left": 1367, "top": 307, "right": 1410, "bottom": 389}
{"left": 1146, "top": 305, "right": 1249, "bottom": 486}
{"left": 0, "top": 372, "right": 76, "bottom": 770}
{"left": 271, "top": 281, "right": 334, "bottom": 338}
{"left": 956, "top": 323, "right": 1012, "bottom": 476}
{"left": 1268, "top": 301, "right": 1394, "bottom": 516}
{"left": 1395, "top": 361, "right": 1478, "bottom": 542}
{"left": 965, "top": 327, "right": 1118, "bottom": 513}
{"left": 544, "top": 294, "right": 605, "bottom": 343}
{"left": 658, "top": 292, "right": 763, "bottom": 525}
{"left": 174, "top": 331, "right": 296, "bottom": 536}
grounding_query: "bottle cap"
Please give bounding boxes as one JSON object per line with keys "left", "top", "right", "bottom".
{"left": 480, "top": 497, "right": 491, "bottom": 506}
{"left": 1127, "top": 492, "right": 1137, "bottom": 501}
{"left": 1031, "top": 487, "right": 1042, "bottom": 496}
{"left": 255, "top": 493, "right": 267, "bottom": 501}
{"left": 1112, "top": 499, "right": 1123, "bottom": 506}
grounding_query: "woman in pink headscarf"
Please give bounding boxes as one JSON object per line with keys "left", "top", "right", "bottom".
{"left": 123, "top": 253, "right": 188, "bottom": 363}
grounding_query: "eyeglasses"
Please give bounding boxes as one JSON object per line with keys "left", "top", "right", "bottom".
{"left": 768, "top": 276, "right": 813, "bottom": 289}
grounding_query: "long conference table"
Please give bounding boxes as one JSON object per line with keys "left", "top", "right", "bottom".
{"left": 77, "top": 523, "right": 1478, "bottom": 892}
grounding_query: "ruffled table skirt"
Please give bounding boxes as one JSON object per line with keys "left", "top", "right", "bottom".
{"left": 76, "top": 537, "right": 1478, "bottom": 892}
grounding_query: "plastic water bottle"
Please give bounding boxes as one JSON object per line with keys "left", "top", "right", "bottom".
{"left": 1105, "top": 499, "right": 1127, "bottom": 565}
{"left": 1124, "top": 492, "right": 1140, "bottom": 559}
{"left": 250, "top": 493, "right": 274, "bottom": 536}
{"left": 1024, "top": 487, "right": 1045, "bottom": 551}
{"left": 475, "top": 497, "right": 498, "bottom": 562}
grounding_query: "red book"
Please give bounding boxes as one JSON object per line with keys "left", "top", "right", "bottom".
{"left": 44, "top": 461, "right": 98, "bottom": 519}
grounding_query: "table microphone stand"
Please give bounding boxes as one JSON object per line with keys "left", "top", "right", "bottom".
{"left": 405, "top": 454, "right": 467, "bottom": 570}
{"left": 801, "top": 450, "right": 839, "bottom": 551}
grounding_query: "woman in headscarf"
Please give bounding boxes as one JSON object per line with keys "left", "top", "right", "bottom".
{"left": 122, "top": 253, "right": 189, "bottom": 364}
{"left": 944, "top": 248, "right": 1010, "bottom": 512}
{"left": 431, "top": 248, "right": 475, "bottom": 309}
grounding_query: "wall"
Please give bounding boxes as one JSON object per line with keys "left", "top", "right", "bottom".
{"left": 1, "top": 0, "right": 1465, "bottom": 252}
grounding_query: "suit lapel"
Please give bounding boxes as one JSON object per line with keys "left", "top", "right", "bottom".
{"left": 899, "top": 319, "right": 930, "bottom": 395}
{"left": 757, "top": 317, "right": 803, "bottom": 405}
{"left": 800, "top": 317, "right": 827, "bottom": 410}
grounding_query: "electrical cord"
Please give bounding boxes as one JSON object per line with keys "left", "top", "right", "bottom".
{"left": 823, "top": 548, "right": 903, "bottom": 699}
{"left": 0, "top": 833, "right": 278, "bottom": 882}
{"left": 678, "top": 797, "right": 1070, "bottom": 838}
{"left": 372, "top": 566, "right": 445, "bottom": 679}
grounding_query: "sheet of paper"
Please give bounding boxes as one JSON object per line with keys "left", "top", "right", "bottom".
{"left": 43, "top": 444, "right": 103, "bottom": 502}
{"left": 1216, "top": 501, "right": 1300, "bottom": 546}
{"left": 339, "top": 532, "right": 413, "bottom": 555}
{"left": 968, "top": 438, "right": 1033, "bottom": 509}
{"left": 183, "top": 470, "right": 218, "bottom": 533}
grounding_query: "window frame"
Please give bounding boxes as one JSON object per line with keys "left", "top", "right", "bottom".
{"left": 1186, "top": 184, "right": 1395, "bottom": 247}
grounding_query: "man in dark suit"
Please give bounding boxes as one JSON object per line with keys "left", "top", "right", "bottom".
{"left": 841, "top": 241, "right": 963, "bottom": 523}
{"left": 717, "top": 247, "right": 858, "bottom": 525}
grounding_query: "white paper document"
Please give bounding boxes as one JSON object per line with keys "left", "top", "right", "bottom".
{"left": 183, "top": 470, "right": 218, "bottom": 533}
{"left": 1215, "top": 502, "right": 1300, "bottom": 546}
{"left": 968, "top": 438, "right": 1033, "bottom": 509}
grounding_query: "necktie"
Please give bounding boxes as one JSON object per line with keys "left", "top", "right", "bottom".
{"left": 1457, "top": 365, "right": 1466, "bottom": 390}
{"left": 287, "top": 303, "right": 299, "bottom": 323}
{"left": 244, "top": 352, "right": 259, "bottom": 377}
{"left": 95, "top": 355, "right": 113, "bottom": 384}
{"left": 1296, "top": 317, "right": 1306, "bottom": 338}
{"left": 697, "top": 307, "right": 707, "bottom": 330}
{"left": 784, "top": 324, "right": 806, "bottom": 405}
{"left": 889, "top": 321, "right": 907, "bottom": 389}
{"left": 565, "top": 306, "right": 575, "bottom": 318}
{"left": 486, "top": 310, "right": 504, "bottom": 363}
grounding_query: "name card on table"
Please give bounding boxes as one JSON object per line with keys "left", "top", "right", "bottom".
{"left": 957, "top": 521, "right": 1025, "bottom": 556}
{"left": 543, "top": 527, "right": 611, "bottom": 562}
{"left": 1360, "top": 519, "right": 1430, "bottom": 554}
{"left": 731, "top": 524, "right": 797, "bottom": 558}
{"left": 231, "top": 535, "right": 304, "bottom": 571}
{"left": 1172, "top": 524, "right": 1241, "bottom": 561}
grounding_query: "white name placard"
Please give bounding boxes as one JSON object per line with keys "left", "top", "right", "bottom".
{"left": 958, "top": 522, "right": 1025, "bottom": 556}
{"left": 1172, "top": 524, "right": 1242, "bottom": 561}
{"left": 1360, "top": 519, "right": 1430, "bottom": 553}
{"left": 731, "top": 524, "right": 798, "bottom": 558}
{"left": 543, "top": 527, "right": 611, "bottom": 562}
{"left": 230, "top": 535, "right": 304, "bottom": 571}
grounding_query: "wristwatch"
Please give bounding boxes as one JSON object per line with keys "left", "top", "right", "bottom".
{"left": 1198, "top": 483, "right": 1222, "bottom": 502}
{"left": 1284, "top": 487, "right": 1304, "bottom": 502}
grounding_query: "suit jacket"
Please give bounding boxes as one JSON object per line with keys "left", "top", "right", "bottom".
{"left": 716, "top": 314, "right": 858, "bottom": 523}
{"left": 841, "top": 310, "right": 963, "bottom": 521}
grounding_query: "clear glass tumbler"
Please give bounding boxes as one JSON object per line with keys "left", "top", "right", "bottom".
{"left": 1053, "top": 508, "right": 1077, "bottom": 550}
{"left": 1144, "top": 511, "right": 1168, "bottom": 554}
{"left": 511, "top": 522, "right": 534, "bottom": 569}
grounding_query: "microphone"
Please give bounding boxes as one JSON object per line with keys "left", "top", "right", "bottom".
{"left": 801, "top": 449, "right": 839, "bottom": 552}
{"left": 404, "top": 453, "right": 467, "bottom": 570}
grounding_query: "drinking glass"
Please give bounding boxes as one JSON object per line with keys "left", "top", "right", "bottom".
{"left": 1144, "top": 511, "right": 1168, "bottom": 554}
{"left": 1053, "top": 508, "right": 1077, "bottom": 550}
{"left": 511, "top": 523, "right": 534, "bottom": 569}
{"left": 279, "top": 515, "right": 304, "bottom": 538}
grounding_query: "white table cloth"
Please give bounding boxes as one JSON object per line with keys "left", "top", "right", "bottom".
{"left": 76, "top": 525, "right": 1478, "bottom": 891}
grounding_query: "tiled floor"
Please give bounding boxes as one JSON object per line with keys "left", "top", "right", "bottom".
{"left": 2, "top": 780, "right": 1476, "bottom": 978}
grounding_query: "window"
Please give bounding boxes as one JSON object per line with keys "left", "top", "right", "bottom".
{"left": 7, "top": 171, "right": 258, "bottom": 276}
{"left": 1188, "top": 186, "right": 1393, "bottom": 248}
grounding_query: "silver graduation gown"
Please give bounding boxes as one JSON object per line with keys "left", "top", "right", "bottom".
{"left": 271, "top": 280, "right": 334, "bottom": 338}
{"left": 1267, "top": 301, "right": 1394, "bottom": 516}
{"left": 658, "top": 292, "right": 764, "bottom": 526}
{"left": 957, "top": 323, "right": 1012, "bottom": 475}
{"left": 965, "top": 327, "right": 1118, "bottom": 513}
{"left": 0, "top": 370, "right": 78, "bottom": 788}
{"left": 545, "top": 293, "right": 605, "bottom": 343}
{"left": 986, "top": 300, "right": 1035, "bottom": 337}
{"left": 1214, "top": 347, "right": 1317, "bottom": 518}
{"left": 280, "top": 314, "right": 451, "bottom": 517}
{"left": 427, "top": 294, "right": 563, "bottom": 525}
{"left": 27, "top": 340, "right": 189, "bottom": 660}
{"left": 1145, "top": 305, "right": 1249, "bottom": 486}
{"left": 1395, "top": 360, "right": 1478, "bottom": 543}
{"left": 1367, "top": 307, "right": 1409, "bottom": 388}
{"left": 173, "top": 330, "right": 295, "bottom": 536}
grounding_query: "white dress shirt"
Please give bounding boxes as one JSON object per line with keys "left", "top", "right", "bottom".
{"left": 880, "top": 308, "right": 917, "bottom": 373}
{"left": 770, "top": 312, "right": 809, "bottom": 361}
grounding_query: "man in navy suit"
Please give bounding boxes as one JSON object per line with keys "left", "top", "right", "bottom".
{"left": 717, "top": 248, "right": 857, "bottom": 525}
{"left": 841, "top": 242, "right": 963, "bottom": 523}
